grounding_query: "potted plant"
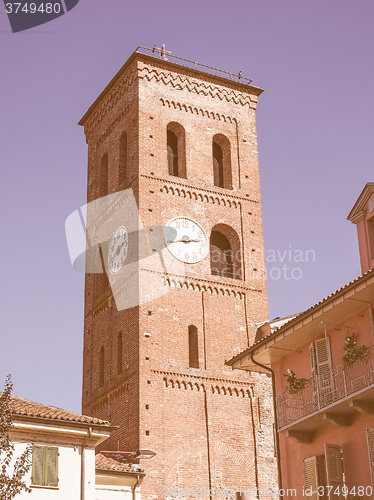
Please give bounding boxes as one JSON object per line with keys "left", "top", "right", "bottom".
{"left": 284, "top": 369, "right": 308, "bottom": 394}
{"left": 342, "top": 333, "right": 369, "bottom": 369}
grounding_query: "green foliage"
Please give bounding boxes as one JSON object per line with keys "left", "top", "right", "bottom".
{"left": 0, "top": 375, "right": 32, "bottom": 499}
{"left": 342, "top": 333, "right": 370, "bottom": 369}
{"left": 284, "top": 369, "right": 308, "bottom": 394}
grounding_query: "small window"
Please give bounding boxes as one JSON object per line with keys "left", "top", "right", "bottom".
{"left": 119, "top": 132, "right": 128, "bottom": 187}
{"left": 188, "top": 325, "right": 199, "bottom": 368}
{"left": 167, "top": 122, "right": 186, "bottom": 178}
{"left": 32, "top": 446, "right": 58, "bottom": 487}
{"left": 117, "top": 332, "right": 123, "bottom": 375}
{"left": 99, "top": 346, "right": 105, "bottom": 387}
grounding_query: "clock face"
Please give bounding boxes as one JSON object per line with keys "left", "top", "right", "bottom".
{"left": 108, "top": 226, "right": 128, "bottom": 275}
{"left": 164, "top": 217, "right": 208, "bottom": 264}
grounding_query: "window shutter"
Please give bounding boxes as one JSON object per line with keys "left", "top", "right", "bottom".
{"left": 324, "top": 444, "right": 344, "bottom": 499}
{"left": 309, "top": 343, "right": 316, "bottom": 376}
{"left": 367, "top": 429, "right": 374, "bottom": 488}
{"left": 315, "top": 337, "right": 333, "bottom": 406}
{"left": 32, "top": 446, "right": 45, "bottom": 486}
{"left": 45, "top": 447, "right": 58, "bottom": 487}
{"left": 303, "top": 456, "right": 319, "bottom": 500}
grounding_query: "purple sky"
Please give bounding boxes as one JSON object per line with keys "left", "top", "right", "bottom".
{"left": 0, "top": 0, "right": 373, "bottom": 413}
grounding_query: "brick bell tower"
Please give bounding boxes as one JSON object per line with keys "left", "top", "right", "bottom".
{"left": 79, "top": 47, "right": 276, "bottom": 499}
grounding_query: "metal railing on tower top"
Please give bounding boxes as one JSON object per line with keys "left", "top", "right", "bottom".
{"left": 135, "top": 45, "right": 253, "bottom": 84}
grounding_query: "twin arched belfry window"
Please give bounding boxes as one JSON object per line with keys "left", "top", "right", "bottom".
{"left": 166, "top": 124, "right": 232, "bottom": 188}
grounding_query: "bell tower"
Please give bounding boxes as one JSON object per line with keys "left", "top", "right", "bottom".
{"left": 79, "top": 47, "right": 276, "bottom": 499}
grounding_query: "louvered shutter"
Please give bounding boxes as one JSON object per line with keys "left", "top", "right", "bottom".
{"left": 303, "top": 456, "right": 319, "bottom": 500}
{"left": 324, "top": 444, "right": 344, "bottom": 499}
{"left": 367, "top": 429, "right": 374, "bottom": 488}
{"left": 32, "top": 446, "right": 45, "bottom": 485}
{"left": 315, "top": 337, "right": 334, "bottom": 407}
{"left": 309, "top": 344, "right": 319, "bottom": 409}
{"left": 45, "top": 447, "right": 58, "bottom": 487}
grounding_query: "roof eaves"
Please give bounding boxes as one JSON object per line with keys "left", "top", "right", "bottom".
{"left": 226, "top": 268, "right": 374, "bottom": 366}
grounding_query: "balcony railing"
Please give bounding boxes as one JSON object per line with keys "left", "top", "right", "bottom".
{"left": 276, "top": 346, "right": 374, "bottom": 429}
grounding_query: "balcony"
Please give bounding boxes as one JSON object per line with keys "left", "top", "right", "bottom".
{"left": 276, "top": 346, "right": 374, "bottom": 441}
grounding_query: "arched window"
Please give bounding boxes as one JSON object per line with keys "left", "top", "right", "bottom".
{"left": 167, "top": 130, "right": 178, "bottom": 176}
{"left": 100, "top": 153, "right": 109, "bottom": 197}
{"left": 212, "top": 135, "right": 232, "bottom": 189}
{"left": 118, "top": 132, "right": 128, "bottom": 187}
{"left": 117, "top": 332, "right": 123, "bottom": 375}
{"left": 213, "top": 142, "right": 224, "bottom": 188}
{"left": 167, "top": 122, "right": 186, "bottom": 178}
{"left": 188, "top": 325, "right": 199, "bottom": 368}
{"left": 210, "top": 224, "right": 242, "bottom": 280}
{"left": 99, "top": 346, "right": 105, "bottom": 387}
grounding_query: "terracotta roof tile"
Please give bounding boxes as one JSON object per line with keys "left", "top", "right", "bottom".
{"left": 6, "top": 395, "right": 111, "bottom": 426}
{"left": 95, "top": 453, "right": 143, "bottom": 473}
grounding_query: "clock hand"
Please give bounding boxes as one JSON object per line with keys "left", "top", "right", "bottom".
{"left": 116, "top": 240, "right": 126, "bottom": 254}
{"left": 171, "top": 238, "right": 202, "bottom": 244}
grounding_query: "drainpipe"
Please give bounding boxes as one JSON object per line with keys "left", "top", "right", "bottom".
{"left": 250, "top": 352, "right": 283, "bottom": 500}
{"left": 81, "top": 426, "right": 92, "bottom": 500}
{"left": 132, "top": 474, "right": 141, "bottom": 500}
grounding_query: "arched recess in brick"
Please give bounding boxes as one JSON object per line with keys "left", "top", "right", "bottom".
{"left": 118, "top": 132, "right": 128, "bottom": 188}
{"left": 167, "top": 122, "right": 186, "bottom": 178}
{"left": 210, "top": 224, "right": 242, "bottom": 280}
{"left": 100, "top": 153, "right": 109, "bottom": 197}
{"left": 117, "top": 332, "right": 123, "bottom": 375}
{"left": 212, "top": 134, "right": 232, "bottom": 189}
{"left": 99, "top": 346, "right": 105, "bottom": 388}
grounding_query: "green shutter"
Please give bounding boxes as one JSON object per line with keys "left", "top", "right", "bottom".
{"left": 32, "top": 446, "right": 45, "bottom": 485}
{"left": 45, "top": 447, "right": 58, "bottom": 487}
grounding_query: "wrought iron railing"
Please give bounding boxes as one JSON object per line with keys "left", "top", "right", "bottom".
{"left": 276, "top": 346, "right": 374, "bottom": 429}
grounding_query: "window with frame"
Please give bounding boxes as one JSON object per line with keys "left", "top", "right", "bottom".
{"left": 32, "top": 446, "right": 58, "bottom": 487}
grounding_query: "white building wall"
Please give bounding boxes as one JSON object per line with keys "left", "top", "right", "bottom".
{"left": 13, "top": 441, "right": 95, "bottom": 500}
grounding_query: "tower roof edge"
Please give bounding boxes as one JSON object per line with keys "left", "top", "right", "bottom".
{"left": 78, "top": 48, "right": 264, "bottom": 127}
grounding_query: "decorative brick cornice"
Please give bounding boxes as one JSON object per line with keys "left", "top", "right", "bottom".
{"left": 141, "top": 174, "right": 260, "bottom": 206}
{"left": 160, "top": 97, "right": 238, "bottom": 124}
{"left": 84, "top": 67, "right": 137, "bottom": 139}
{"left": 139, "top": 64, "right": 258, "bottom": 110}
{"left": 95, "top": 105, "right": 131, "bottom": 148}
{"left": 153, "top": 369, "right": 254, "bottom": 397}
{"left": 141, "top": 268, "right": 263, "bottom": 297}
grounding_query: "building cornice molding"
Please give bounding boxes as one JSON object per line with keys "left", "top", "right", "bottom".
{"left": 139, "top": 62, "right": 258, "bottom": 110}
{"left": 347, "top": 182, "right": 374, "bottom": 223}
{"left": 141, "top": 174, "right": 260, "bottom": 205}
{"left": 160, "top": 97, "right": 239, "bottom": 124}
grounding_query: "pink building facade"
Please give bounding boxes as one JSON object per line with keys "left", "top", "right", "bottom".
{"left": 228, "top": 183, "right": 374, "bottom": 499}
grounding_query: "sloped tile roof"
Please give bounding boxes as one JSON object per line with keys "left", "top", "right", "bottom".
{"left": 6, "top": 395, "right": 111, "bottom": 426}
{"left": 95, "top": 453, "right": 143, "bottom": 473}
